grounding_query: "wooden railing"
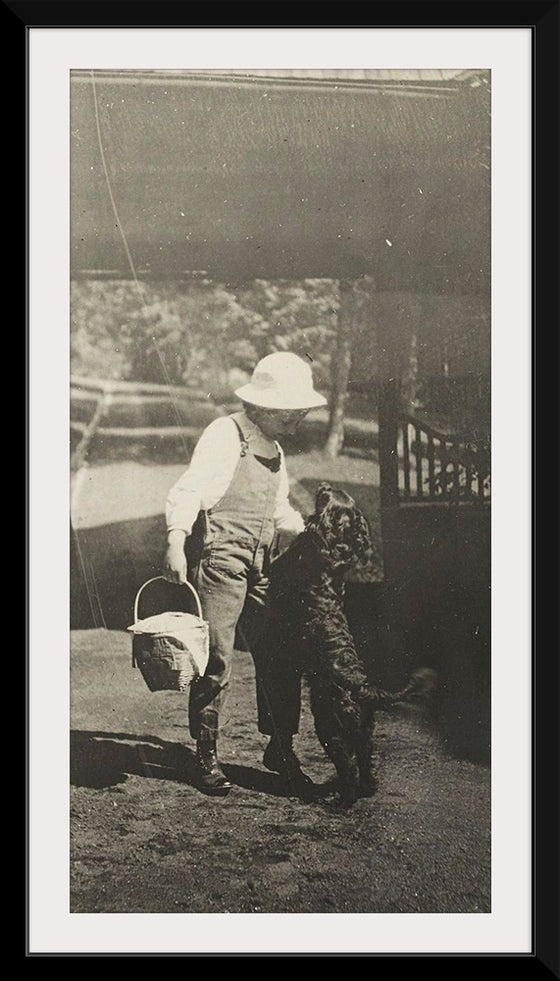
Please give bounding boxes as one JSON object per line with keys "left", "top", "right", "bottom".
{"left": 70, "top": 375, "right": 223, "bottom": 472}
{"left": 398, "top": 414, "right": 490, "bottom": 503}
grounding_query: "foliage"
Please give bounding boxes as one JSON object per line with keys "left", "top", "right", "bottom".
{"left": 235, "top": 279, "right": 340, "bottom": 390}
{"left": 70, "top": 277, "right": 491, "bottom": 441}
{"left": 70, "top": 278, "right": 340, "bottom": 396}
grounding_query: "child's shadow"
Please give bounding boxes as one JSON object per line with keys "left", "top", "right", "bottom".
{"left": 70, "top": 730, "right": 200, "bottom": 789}
{"left": 70, "top": 730, "right": 303, "bottom": 797}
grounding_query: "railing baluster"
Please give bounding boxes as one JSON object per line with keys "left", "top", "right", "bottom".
{"left": 415, "top": 425, "right": 423, "bottom": 499}
{"left": 402, "top": 422, "right": 410, "bottom": 500}
{"left": 478, "top": 469, "right": 485, "bottom": 499}
{"left": 427, "top": 433, "right": 435, "bottom": 500}
{"left": 452, "top": 442, "right": 461, "bottom": 498}
{"left": 465, "top": 452, "right": 473, "bottom": 498}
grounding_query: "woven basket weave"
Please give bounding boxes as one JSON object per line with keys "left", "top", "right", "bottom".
{"left": 129, "top": 578, "right": 209, "bottom": 693}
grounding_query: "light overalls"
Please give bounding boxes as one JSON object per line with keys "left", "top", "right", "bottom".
{"left": 186, "top": 418, "right": 301, "bottom": 743}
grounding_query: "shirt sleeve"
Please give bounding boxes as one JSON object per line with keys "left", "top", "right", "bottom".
{"left": 165, "top": 417, "right": 239, "bottom": 535}
{"left": 273, "top": 447, "right": 305, "bottom": 537}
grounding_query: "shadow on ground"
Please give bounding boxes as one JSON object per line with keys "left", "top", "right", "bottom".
{"left": 70, "top": 730, "right": 193, "bottom": 789}
{"left": 70, "top": 729, "right": 307, "bottom": 798}
{"left": 71, "top": 516, "right": 166, "bottom": 630}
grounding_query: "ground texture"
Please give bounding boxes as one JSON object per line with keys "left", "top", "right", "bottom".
{"left": 70, "top": 628, "right": 490, "bottom": 915}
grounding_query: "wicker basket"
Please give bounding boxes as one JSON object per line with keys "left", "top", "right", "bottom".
{"left": 128, "top": 577, "right": 209, "bottom": 693}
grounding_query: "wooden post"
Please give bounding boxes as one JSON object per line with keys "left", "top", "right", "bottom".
{"left": 439, "top": 437, "right": 448, "bottom": 500}
{"left": 378, "top": 375, "right": 401, "bottom": 508}
{"left": 70, "top": 385, "right": 112, "bottom": 474}
{"left": 427, "top": 432, "right": 436, "bottom": 499}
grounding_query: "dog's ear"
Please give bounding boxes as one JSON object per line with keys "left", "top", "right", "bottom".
{"left": 315, "top": 482, "right": 333, "bottom": 513}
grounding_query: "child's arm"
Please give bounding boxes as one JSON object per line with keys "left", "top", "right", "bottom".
{"left": 273, "top": 447, "right": 306, "bottom": 546}
{"left": 163, "top": 529, "right": 189, "bottom": 584}
{"left": 164, "top": 417, "right": 239, "bottom": 582}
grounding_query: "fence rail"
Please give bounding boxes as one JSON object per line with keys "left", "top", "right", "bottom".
{"left": 71, "top": 374, "right": 208, "bottom": 399}
{"left": 70, "top": 375, "right": 220, "bottom": 471}
{"left": 70, "top": 419, "right": 202, "bottom": 439}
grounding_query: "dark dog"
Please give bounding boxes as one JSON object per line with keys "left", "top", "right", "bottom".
{"left": 262, "top": 483, "right": 435, "bottom": 807}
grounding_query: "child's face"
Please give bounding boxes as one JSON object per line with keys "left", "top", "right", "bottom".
{"left": 251, "top": 407, "right": 310, "bottom": 439}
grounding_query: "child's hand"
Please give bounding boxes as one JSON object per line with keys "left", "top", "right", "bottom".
{"left": 163, "top": 532, "right": 188, "bottom": 584}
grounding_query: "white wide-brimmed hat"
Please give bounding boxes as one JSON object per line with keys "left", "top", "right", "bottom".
{"left": 234, "top": 352, "right": 327, "bottom": 410}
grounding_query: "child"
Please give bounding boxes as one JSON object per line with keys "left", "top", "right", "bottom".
{"left": 163, "top": 352, "right": 327, "bottom": 793}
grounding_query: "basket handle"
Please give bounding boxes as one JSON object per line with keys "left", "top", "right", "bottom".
{"left": 133, "top": 576, "right": 203, "bottom": 622}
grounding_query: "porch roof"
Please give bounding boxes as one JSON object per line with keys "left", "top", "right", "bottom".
{"left": 70, "top": 69, "right": 490, "bottom": 293}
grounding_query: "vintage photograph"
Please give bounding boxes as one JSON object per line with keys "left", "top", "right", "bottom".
{"left": 68, "top": 68, "right": 491, "bottom": 916}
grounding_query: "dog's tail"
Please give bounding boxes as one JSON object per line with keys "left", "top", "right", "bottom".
{"left": 396, "top": 667, "right": 439, "bottom": 702}
{"left": 363, "top": 667, "right": 439, "bottom": 709}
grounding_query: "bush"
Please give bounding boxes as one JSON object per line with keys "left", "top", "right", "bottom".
{"left": 70, "top": 278, "right": 338, "bottom": 396}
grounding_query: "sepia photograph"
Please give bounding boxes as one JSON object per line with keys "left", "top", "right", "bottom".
{"left": 69, "top": 63, "right": 491, "bottom": 914}
{"left": 27, "top": 23, "right": 537, "bottom": 957}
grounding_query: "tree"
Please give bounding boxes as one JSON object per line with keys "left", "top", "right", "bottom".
{"left": 235, "top": 279, "right": 339, "bottom": 392}
{"left": 324, "top": 277, "right": 379, "bottom": 457}
{"left": 324, "top": 281, "right": 351, "bottom": 457}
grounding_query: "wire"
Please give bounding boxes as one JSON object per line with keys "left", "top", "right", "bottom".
{"left": 71, "top": 523, "right": 105, "bottom": 629}
{"left": 89, "top": 69, "right": 190, "bottom": 455}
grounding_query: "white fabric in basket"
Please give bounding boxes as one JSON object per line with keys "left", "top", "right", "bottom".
{"left": 127, "top": 611, "right": 209, "bottom": 675}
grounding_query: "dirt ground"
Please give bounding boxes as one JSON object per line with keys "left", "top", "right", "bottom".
{"left": 70, "top": 627, "right": 490, "bottom": 916}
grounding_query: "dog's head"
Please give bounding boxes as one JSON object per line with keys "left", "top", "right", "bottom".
{"left": 305, "top": 482, "right": 374, "bottom": 570}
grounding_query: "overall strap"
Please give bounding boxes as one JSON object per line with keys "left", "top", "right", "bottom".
{"left": 231, "top": 417, "right": 250, "bottom": 457}
{"left": 231, "top": 416, "right": 281, "bottom": 471}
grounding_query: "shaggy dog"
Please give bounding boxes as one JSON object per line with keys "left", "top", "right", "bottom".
{"left": 262, "top": 483, "right": 434, "bottom": 807}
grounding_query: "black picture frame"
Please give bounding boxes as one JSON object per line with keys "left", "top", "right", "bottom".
{"left": 18, "top": 1, "right": 558, "bottom": 968}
